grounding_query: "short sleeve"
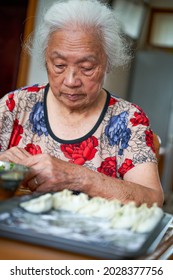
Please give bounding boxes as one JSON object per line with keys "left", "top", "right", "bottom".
{"left": 0, "top": 90, "right": 20, "bottom": 151}
{"left": 116, "top": 102, "right": 157, "bottom": 178}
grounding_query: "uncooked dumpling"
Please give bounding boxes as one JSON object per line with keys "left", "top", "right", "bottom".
{"left": 53, "top": 189, "right": 89, "bottom": 212}
{"left": 111, "top": 202, "right": 138, "bottom": 229}
{"left": 78, "top": 197, "right": 121, "bottom": 218}
{"left": 132, "top": 203, "right": 164, "bottom": 233}
{"left": 19, "top": 193, "right": 53, "bottom": 213}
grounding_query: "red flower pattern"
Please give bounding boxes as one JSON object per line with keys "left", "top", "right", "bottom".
{"left": 60, "top": 136, "right": 98, "bottom": 165}
{"left": 118, "top": 158, "right": 134, "bottom": 178}
{"left": 26, "top": 85, "right": 45, "bottom": 92}
{"left": 145, "top": 129, "right": 155, "bottom": 153}
{"left": 108, "top": 97, "right": 118, "bottom": 106}
{"left": 8, "top": 119, "right": 23, "bottom": 148}
{"left": 97, "top": 156, "right": 117, "bottom": 177}
{"left": 130, "top": 111, "right": 149, "bottom": 126}
{"left": 25, "top": 143, "right": 42, "bottom": 155}
{"left": 6, "top": 93, "right": 15, "bottom": 112}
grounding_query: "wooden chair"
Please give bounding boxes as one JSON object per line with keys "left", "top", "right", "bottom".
{"left": 153, "top": 133, "right": 165, "bottom": 180}
{"left": 153, "top": 133, "right": 161, "bottom": 160}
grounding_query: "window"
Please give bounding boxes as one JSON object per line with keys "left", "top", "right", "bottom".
{"left": 147, "top": 9, "right": 173, "bottom": 50}
{"left": 112, "top": 0, "right": 146, "bottom": 39}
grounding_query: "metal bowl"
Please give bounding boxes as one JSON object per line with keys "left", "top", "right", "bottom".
{"left": 0, "top": 161, "right": 29, "bottom": 199}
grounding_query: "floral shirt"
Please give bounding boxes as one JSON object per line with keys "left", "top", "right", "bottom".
{"left": 0, "top": 83, "right": 157, "bottom": 179}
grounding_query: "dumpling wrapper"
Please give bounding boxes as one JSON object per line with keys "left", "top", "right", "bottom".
{"left": 19, "top": 193, "right": 53, "bottom": 214}
{"left": 53, "top": 190, "right": 89, "bottom": 212}
{"left": 110, "top": 202, "right": 163, "bottom": 232}
{"left": 79, "top": 197, "right": 121, "bottom": 219}
{"left": 111, "top": 202, "right": 139, "bottom": 229}
{"left": 132, "top": 203, "right": 164, "bottom": 233}
{"left": 76, "top": 199, "right": 101, "bottom": 216}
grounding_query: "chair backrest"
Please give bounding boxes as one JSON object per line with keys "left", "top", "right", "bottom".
{"left": 153, "top": 133, "right": 161, "bottom": 160}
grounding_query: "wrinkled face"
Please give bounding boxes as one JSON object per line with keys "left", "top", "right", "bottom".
{"left": 45, "top": 27, "right": 107, "bottom": 110}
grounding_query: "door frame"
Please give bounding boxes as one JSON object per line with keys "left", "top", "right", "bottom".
{"left": 16, "top": 0, "right": 38, "bottom": 88}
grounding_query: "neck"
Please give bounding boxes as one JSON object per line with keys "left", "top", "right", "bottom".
{"left": 46, "top": 88, "right": 107, "bottom": 140}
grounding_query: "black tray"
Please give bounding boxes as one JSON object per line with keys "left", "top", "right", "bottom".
{"left": 0, "top": 195, "right": 172, "bottom": 259}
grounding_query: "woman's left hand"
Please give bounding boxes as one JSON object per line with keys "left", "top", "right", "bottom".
{"left": 22, "top": 153, "right": 83, "bottom": 193}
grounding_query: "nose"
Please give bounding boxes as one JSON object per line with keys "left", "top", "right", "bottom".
{"left": 63, "top": 67, "right": 82, "bottom": 87}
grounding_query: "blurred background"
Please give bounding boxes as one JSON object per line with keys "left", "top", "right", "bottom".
{"left": 0, "top": 0, "right": 173, "bottom": 212}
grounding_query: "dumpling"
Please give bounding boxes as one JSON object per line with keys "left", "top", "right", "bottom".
{"left": 19, "top": 193, "right": 53, "bottom": 213}
{"left": 76, "top": 197, "right": 119, "bottom": 218}
{"left": 76, "top": 197, "right": 102, "bottom": 216}
{"left": 111, "top": 202, "right": 138, "bottom": 229}
{"left": 53, "top": 189, "right": 89, "bottom": 212}
{"left": 110, "top": 202, "right": 163, "bottom": 232}
{"left": 132, "top": 203, "right": 164, "bottom": 233}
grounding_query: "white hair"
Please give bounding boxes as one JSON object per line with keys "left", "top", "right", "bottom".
{"left": 26, "top": 0, "right": 132, "bottom": 71}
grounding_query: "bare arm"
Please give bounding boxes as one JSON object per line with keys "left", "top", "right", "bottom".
{"left": 0, "top": 147, "right": 31, "bottom": 162}
{"left": 85, "top": 161, "right": 164, "bottom": 207}
{"left": 21, "top": 153, "right": 164, "bottom": 208}
{"left": 0, "top": 147, "right": 163, "bottom": 207}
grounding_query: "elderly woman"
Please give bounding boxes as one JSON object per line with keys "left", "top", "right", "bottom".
{"left": 0, "top": 0, "right": 163, "bottom": 207}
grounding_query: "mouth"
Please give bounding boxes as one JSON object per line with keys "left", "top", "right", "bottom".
{"left": 62, "top": 93, "right": 84, "bottom": 101}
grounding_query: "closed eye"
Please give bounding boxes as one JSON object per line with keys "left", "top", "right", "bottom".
{"left": 54, "top": 64, "right": 66, "bottom": 73}
{"left": 55, "top": 64, "right": 65, "bottom": 69}
{"left": 82, "top": 67, "right": 93, "bottom": 71}
{"left": 81, "top": 67, "right": 95, "bottom": 75}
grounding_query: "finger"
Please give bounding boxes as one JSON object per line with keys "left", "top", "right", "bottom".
{"left": 13, "top": 148, "right": 31, "bottom": 162}
{"left": 27, "top": 172, "right": 48, "bottom": 192}
{"left": 0, "top": 147, "right": 31, "bottom": 163}
{"left": 22, "top": 154, "right": 57, "bottom": 169}
{"left": 27, "top": 176, "right": 41, "bottom": 192}
{"left": 22, "top": 154, "right": 44, "bottom": 167}
{"left": 0, "top": 154, "right": 21, "bottom": 163}
{"left": 18, "top": 148, "right": 31, "bottom": 158}
{"left": 35, "top": 181, "right": 64, "bottom": 193}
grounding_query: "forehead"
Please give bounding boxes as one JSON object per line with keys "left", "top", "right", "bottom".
{"left": 47, "top": 27, "right": 106, "bottom": 62}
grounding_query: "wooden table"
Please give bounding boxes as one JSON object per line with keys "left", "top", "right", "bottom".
{"left": 0, "top": 188, "right": 173, "bottom": 260}
{"left": 0, "top": 230, "right": 173, "bottom": 260}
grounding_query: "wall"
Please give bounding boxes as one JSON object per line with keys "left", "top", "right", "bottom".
{"left": 103, "top": 66, "right": 131, "bottom": 98}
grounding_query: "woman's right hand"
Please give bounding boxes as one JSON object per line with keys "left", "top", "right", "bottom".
{"left": 0, "top": 147, "right": 31, "bottom": 164}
